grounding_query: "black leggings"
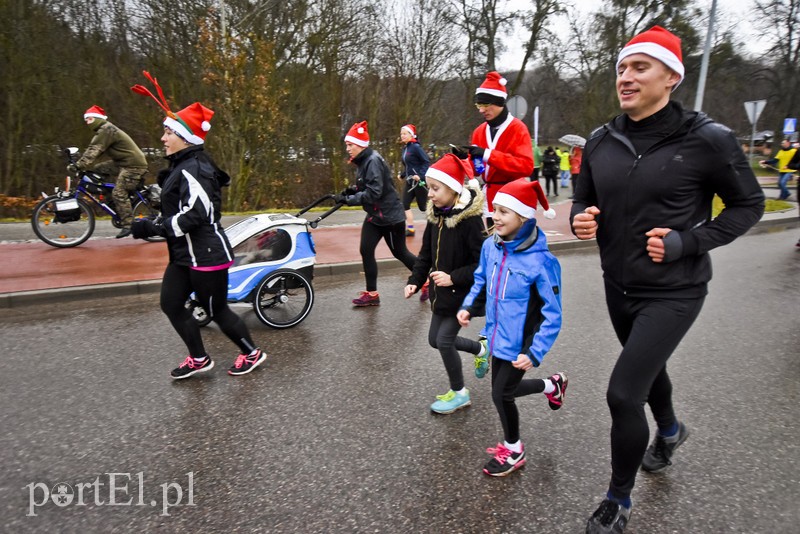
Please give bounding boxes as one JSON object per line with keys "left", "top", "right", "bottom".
{"left": 160, "top": 263, "right": 257, "bottom": 358}
{"left": 491, "top": 357, "right": 546, "bottom": 444}
{"left": 359, "top": 220, "right": 416, "bottom": 292}
{"left": 428, "top": 314, "right": 482, "bottom": 391}
{"left": 402, "top": 182, "right": 428, "bottom": 212}
{"left": 604, "top": 283, "right": 704, "bottom": 499}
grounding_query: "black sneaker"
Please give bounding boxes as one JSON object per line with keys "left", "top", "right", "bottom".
{"left": 641, "top": 422, "right": 689, "bottom": 473}
{"left": 586, "top": 499, "right": 631, "bottom": 534}
{"left": 228, "top": 349, "right": 266, "bottom": 376}
{"left": 482, "top": 443, "right": 526, "bottom": 476}
{"left": 170, "top": 356, "right": 214, "bottom": 379}
{"left": 116, "top": 227, "right": 132, "bottom": 239}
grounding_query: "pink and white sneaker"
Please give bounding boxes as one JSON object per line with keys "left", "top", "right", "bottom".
{"left": 545, "top": 372, "right": 568, "bottom": 410}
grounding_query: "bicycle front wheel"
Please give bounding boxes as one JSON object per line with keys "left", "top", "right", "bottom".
{"left": 31, "top": 195, "right": 95, "bottom": 248}
{"left": 132, "top": 200, "right": 165, "bottom": 243}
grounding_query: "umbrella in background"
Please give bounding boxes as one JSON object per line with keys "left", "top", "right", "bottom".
{"left": 558, "top": 134, "right": 586, "bottom": 148}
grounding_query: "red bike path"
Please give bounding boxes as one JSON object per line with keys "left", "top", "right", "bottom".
{"left": 0, "top": 201, "right": 581, "bottom": 295}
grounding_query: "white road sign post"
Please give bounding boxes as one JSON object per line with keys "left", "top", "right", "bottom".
{"left": 744, "top": 100, "right": 767, "bottom": 159}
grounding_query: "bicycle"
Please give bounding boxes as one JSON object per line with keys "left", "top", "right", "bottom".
{"left": 31, "top": 147, "right": 163, "bottom": 248}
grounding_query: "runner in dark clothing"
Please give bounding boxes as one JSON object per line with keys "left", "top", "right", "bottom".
{"left": 131, "top": 73, "right": 265, "bottom": 379}
{"left": 336, "top": 121, "right": 417, "bottom": 307}
{"left": 570, "top": 26, "right": 765, "bottom": 534}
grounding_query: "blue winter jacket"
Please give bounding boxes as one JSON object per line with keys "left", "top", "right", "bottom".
{"left": 461, "top": 219, "right": 562, "bottom": 366}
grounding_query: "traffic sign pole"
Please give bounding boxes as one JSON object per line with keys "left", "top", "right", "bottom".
{"left": 745, "top": 100, "right": 767, "bottom": 160}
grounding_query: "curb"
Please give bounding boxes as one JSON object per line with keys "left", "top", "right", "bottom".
{"left": 2, "top": 217, "right": 797, "bottom": 309}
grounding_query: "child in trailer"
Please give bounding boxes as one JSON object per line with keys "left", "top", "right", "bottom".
{"left": 457, "top": 178, "right": 567, "bottom": 476}
{"left": 404, "top": 154, "right": 489, "bottom": 414}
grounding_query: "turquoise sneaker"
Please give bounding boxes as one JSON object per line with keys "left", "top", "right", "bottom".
{"left": 474, "top": 338, "right": 489, "bottom": 379}
{"left": 430, "top": 389, "right": 471, "bottom": 414}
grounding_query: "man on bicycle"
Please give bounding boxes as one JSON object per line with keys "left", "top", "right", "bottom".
{"left": 69, "top": 105, "right": 148, "bottom": 238}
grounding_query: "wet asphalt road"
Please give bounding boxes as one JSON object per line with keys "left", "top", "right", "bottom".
{"left": 0, "top": 229, "right": 798, "bottom": 533}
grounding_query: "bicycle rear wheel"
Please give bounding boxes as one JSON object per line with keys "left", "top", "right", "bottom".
{"left": 132, "top": 200, "right": 165, "bottom": 243}
{"left": 252, "top": 270, "right": 314, "bottom": 328}
{"left": 31, "top": 195, "right": 95, "bottom": 248}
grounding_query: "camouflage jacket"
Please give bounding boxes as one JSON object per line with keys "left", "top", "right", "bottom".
{"left": 77, "top": 119, "right": 147, "bottom": 170}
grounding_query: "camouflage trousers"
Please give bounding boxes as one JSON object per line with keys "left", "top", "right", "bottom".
{"left": 113, "top": 167, "right": 148, "bottom": 227}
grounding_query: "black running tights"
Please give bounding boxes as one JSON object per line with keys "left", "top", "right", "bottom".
{"left": 359, "top": 220, "right": 416, "bottom": 292}
{"left": 603, "top": 283, "right": 704, "bottom": 499}
{"left": 491, "top": 357, "right": 546, "bottom": 444}
{"left": 428, "top": 314, "right": 482, "bottom": 392}
{"left": 160, "top": 263, "right": 256, "bottom": 358}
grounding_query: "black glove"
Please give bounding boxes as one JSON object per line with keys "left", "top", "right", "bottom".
{"left": 131, "top": 218, "right": 166, "bottom": 239}
{"left": 450, "top": 145, "right": 469, "bottom": 159}
{"left": 468, "top": 145, "right": 486, "bottom": 159}
{"left": 340, "top": 186, "right": 356, "bottom": 196}
{"left": 333, "top": 194, "right": 348, "bottom": 205}
{"left": 67, "top": 163, "right": 79, "bottom": 173}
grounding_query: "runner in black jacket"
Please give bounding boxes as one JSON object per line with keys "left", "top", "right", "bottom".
{"left": 571, "top": 27, "right": 764, "bottom": 534}
{"left": 131, "top": 73, "right": 265, "bottom": 379}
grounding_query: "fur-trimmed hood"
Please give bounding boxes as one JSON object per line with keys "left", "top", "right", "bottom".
{"left": 426, "top": 185, "right": 484, "bottom": 228}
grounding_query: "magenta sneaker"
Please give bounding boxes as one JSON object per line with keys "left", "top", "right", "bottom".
{"left": 483, "top": 442, "right": 526, "bottom": 476}
{"left": 545, "top": 372, "right": 568, "bottom": 410}
{"left": 170, "top": 356, "right": 214, "bottom": 379}
{"left": 228, "top": 349, "right": 267, "bottom": 376}
{"left": 352, "top": 291, "right": 380, "bottom": 307}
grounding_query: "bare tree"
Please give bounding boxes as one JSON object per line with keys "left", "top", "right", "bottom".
{"left": 752, "top": 0, "right": 800, "bottom": 129}
{"left": 508, "top": 0, "right": 564, "bottom": 94}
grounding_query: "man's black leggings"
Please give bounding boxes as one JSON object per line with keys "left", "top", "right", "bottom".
{"left": 603, "top": 282, "right": 705, "bottom": 499}
{"left": 359, "top": 220, "right": 416, "bottom": 292}
{"left": 160, "top": 263, "right": 256, "bottom": 358}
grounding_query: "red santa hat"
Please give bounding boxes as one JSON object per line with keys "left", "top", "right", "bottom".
{"left": 493, "top": 179, "right": 556, "bottom": 220}
{"left": 345, "top": 121, "right": 370, "bottom": 147}
{"left": 474, "top": 71, "right": 508, "bottom": 105}
{"left": 83, "top": 105, "right": 108, "bottom": 120}
{"left": 425, "top": 153, "right": 473, "bottom": 194}
{"left": 401, "top": 124, "right": 417, "bottom": 139}
{"left": 163, "top": 102, "right": 214, "bottom": 145}
{"left": 616, "top": 25, "right": 684, "bottom": 89}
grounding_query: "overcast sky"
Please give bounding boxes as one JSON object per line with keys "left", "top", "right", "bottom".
{"left": 497, "top": 0, "right": 767, "bottom": 71}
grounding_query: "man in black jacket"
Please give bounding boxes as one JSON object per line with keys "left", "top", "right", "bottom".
{"left": 570, "top": 26, "right": 765, "bottom": 534}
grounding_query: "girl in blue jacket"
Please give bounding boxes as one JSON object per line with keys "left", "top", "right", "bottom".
{"left": 457, "top": 178, "right": 567, "bottom": 477}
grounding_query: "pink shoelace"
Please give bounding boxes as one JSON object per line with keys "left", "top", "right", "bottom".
{"left": 233, "top": 353, "right": 249, "bottom": 369}
{"left": 486, "top": 443, "right": 512, "bottom": 463}
{"left": 179, "top": 356, "right": 205, "bottom": 369}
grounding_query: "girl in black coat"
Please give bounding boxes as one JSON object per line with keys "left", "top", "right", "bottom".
{"left": 404, "top": 154, "right": 488, "bottom": 414}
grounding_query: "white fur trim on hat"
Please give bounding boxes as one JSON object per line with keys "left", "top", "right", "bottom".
{"left": 84, "top": 112, "right": 107, "bottom": 120}
{"left": 617, "top": 42, "right": 685, "bottom": 88}
{"left": 344, "top": 134, "right": 369, "bottom": 147}
{"left": 475, "top": 87, "right": 508, "bottom": 99}
{"left": 164, "top": 116, "right": 205, "bottom": 145}
{"left": 493, "top": 192, "right": 534, "bottom": 219}
{"left": 426, "top": 167, "right": 463, "bottom": 194}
